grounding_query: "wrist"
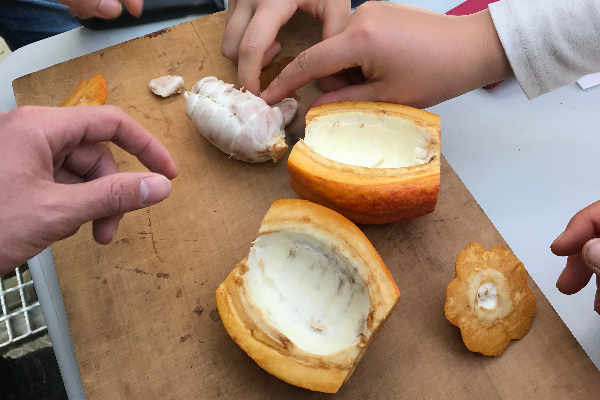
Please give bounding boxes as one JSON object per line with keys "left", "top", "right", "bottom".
{"left": 463, "top": 9, "right": 513, "bottom": 86}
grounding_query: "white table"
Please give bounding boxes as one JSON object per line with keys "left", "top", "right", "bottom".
{"left": 1, "top": 1, "right": 599, "bottom": 398}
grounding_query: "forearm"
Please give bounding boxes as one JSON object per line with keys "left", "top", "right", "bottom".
{"left": 490, "top": 0, "right": 600, "bottom": 99}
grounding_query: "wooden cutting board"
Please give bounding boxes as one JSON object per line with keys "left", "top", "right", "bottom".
{"left": 13, "top": 11, "right": 600, "bottom": 400}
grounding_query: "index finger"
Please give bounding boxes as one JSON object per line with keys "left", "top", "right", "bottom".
{"left": 260, "top": 32, "right": 359, "bottom": 105}
{"left": 24, "top": 105, "right": 177, "bottom": 179}
{"left": 237, "top": 3, "right": 296, "bottom": 94}
{"left": 123, "top": 0, "right": 143, "bottom": 18}
{"left": 556, "top": 253, "right": 593, "bottom": 295}
{"left": 551, "top": 201, "right": 600, "bottom": 256}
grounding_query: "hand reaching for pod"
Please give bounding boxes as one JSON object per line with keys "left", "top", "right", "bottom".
{"left": 221, "top": 0, "right": 351, "bottom": 95}
{"left": 261, "top": 2, "right": 514, "bottom": 108}
{"left": 551, "top": 201, "right": 600, "bottom": 314}
{"left": 0, "top": 106, "right": 177, "bottom": 275}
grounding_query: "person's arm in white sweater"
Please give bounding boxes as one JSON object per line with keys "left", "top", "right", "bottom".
{"left": 489, "top": 0, "right": 600, "bottom": 99}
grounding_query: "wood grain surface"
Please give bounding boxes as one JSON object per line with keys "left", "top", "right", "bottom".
{"left": 13, "top": 11, "right": 600, "bottom": 400}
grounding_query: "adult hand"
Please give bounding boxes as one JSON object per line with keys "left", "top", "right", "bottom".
{"left": 261, "top": 2, "right": 513, "bottom": 108}
{"left": 0, "top": 106, "right": 177, "bottom": 275}
{"left": 58, "top": 0, "right": 143, "bottom": 19}
{"left": 221, "top": 0, "right": 351, "bottom": 95}
{"left": 551, "top": 201, "right": 600, "bottom": 314}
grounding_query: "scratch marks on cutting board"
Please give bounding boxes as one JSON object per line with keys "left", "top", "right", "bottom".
{"left": 127, "top": 105, "right": 172, "bottom": 139}
{"left": 127, "top": 104, "right": 161, "bottom": 123}
{"left": 115, "top": 265, "right": 151, "bottom": 276}
{"left": 114, "top": 265, "right": 170, "bottom": 279}
{"left": 190, "top": 23, "right": 213, "bottom": 62}
{"left": 146, "top": 209, "right": 163, "bottom": 262}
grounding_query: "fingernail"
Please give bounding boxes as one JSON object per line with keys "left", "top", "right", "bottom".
{"left": 140, "top": 176, "right": 172, "bottom": 207}
{"left": 97, "top": 0, "right": 123, "bottom": 18}
{"left": 583, "top": 239, "right": 600, "bottom": 274}
{"left": 111, "top": 228, "right": 117, "bottom": 242}
{"left": 551, "top": 231, "right": 565, "bottom": 247}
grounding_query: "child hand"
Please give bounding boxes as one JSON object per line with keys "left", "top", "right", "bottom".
{"left": 261, "top": 2, "right": 513, "bottom": 108}
{"left": 221, "top": 0, "right": 351, "bottom": 95}
{"left": 551, "top": 201, "right": 600, "bottom": 313}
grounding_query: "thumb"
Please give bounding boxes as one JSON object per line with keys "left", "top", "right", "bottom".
{"left": 66, "top": 172, "right": 172, "bottom": 225}
{"left": 310, "top": 82, "right": 382, "bottom": 108}
{"left": 583, "top": 238, "right": 600, "bottom": 275}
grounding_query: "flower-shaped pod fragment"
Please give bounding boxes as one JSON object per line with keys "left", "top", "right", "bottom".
{"left": 444, "top": 242, "right": 536, "bottom": 356}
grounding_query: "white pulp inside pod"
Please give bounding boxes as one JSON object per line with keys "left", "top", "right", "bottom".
{"left": 468, "top": 269, "right": 513, "bottom": 321}
{"left": 304, "top": 112, "right": 434, "bottom": 168}
{"left": 477, "top": 282, "right": 498, "bottom": 309}
{"left": 244, "top": 231, "right": 370, "bottom": 356}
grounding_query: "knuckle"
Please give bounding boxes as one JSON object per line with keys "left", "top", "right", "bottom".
{"left": 293, "top": 51, "right": 313, "bottom": 75}
{"left": 252, "top": 0, "right": 277, "bottom": 10}
{"left": 9, "top": 106, "right": 36, "bottom": 122}
{"left": 261, "top": 0, "right": 280, "bottom": 8}
{"left": 571, "top": 205, "right": 591, "bottom": 222}
{"left": 354, "top": 0, "right": 378, "bottom": 15}
{"left": 96, "top": 142, "right": 114, "bottom": 160}
{"left": 97, "top": 105, "right": 124, "bottom": 122}
{"left": 220, "top": 43, "right": 238, "bottom": 60}
{"left": 583, "top": 200, "right": 600, "bottom": 216}
{"left": 103, "top": 104, "right": 124, "bottom": 116}
{"left": 238, "top": 37, "right": 262, "bottom": 57}
{"left": 350, "top": 20, "right": 377, "bottom": 45}
{"left": 134, "top": 136, "right": 153, "bottom": 161}
{"left": 85, "top": 145, "right": 115, "bottom": 180}
{"left": 93, "top": 104, "right": 124, "bottom": 130}
{"left": 564, "top": 209, "right": 591, "bottom": 234}
{"left": 38, "top": 193, "right": 80, "bottom": 239}
{"left": 103, "top": 179, "right": 134, "bottom": 215}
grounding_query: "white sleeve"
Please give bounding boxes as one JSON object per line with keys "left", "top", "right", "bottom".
{"left": 488, "top": 0, "right": 600, "bottom": 99}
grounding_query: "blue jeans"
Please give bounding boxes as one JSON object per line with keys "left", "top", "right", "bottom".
{"left": 0, "top": 0, "right": 80, "bottom": 50}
